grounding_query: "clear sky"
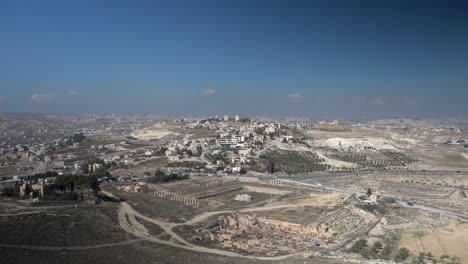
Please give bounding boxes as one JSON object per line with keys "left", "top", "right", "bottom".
{"left": 1, "top": 0, "right": 467, "bottom": 118}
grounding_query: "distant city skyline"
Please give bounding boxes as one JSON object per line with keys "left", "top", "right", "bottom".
{"left": 1, "top": 0, "right": 468, "bottom": 118}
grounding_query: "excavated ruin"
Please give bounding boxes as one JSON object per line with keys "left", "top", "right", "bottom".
{"left": 186, "top": 205, "right": 377, "bottom": 256}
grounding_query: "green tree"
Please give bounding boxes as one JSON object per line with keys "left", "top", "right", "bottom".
{"left": 394, "top": 247, "right": 410, "bottom": 262}
{"left": 90, "top": 168, "right": 104, "bottom": 178}
{"left": 24, "top": 183, "right": 32, "bottom": 197}
{"left": 440, "top": 255, "right": 449, "bottom": 260}
{"left": 419, "top": 252, "right": 426, "bottom": 263}
{"left": 86, "top": 175, "right": 100, "bottom": 195}
{"left": 267, "top": 161, "right": 275, "bottom": 174}
{"left": 72, "top": 133, "right": 86, "bottom": 143}
{"left": 367, "top": 188, "right": 372, "bottom": 196}
{"left": 186, "top": 149, "right": 193, "bottom": 156}
{"left": 361, "top": 249, "right": 371, "bottom": 259}
{"left": 155, "top": 169, "right": 165, "bottom": 177}
{"left": 349, "top": 239, "right": 368, "bottom": 253}
{"left": 380, "top": 244, "right": 392, "bottom": 260}
{"left": 371, "top": 241, "right": 383, "bottom": 254}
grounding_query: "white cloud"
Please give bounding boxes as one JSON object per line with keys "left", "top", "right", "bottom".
{"left": 28, "top": 93, "right": 57, "bottom": 102}
{"left": 67, "top": 90, "right": 80, "bottom": 96}
{"left": 288, "top": 93, "right": 304, "bottom": 100}
{"left": 28, "top": 91, "right": 80, "bottom": 102}
{"left": 0, "top": 96, "right": 6, "bottom": 101}
{"left": 202, "top": 89, "right": 216, "bottom": 96}
{"left": 368, "top": 97, "right": 385, "bottom": 106}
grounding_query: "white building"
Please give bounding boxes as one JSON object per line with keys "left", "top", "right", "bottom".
{"left": 92, "top": 163, "right": 103, "bottom": 171}
{"left": 217, "top": 138, "right": 238, "bottom": 146}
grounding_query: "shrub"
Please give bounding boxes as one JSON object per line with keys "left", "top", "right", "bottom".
{"left": 149, "top": 171, "right": 188, "bottom": 184}
{"left": 349, "top": 239, "right": 368, "bottom": 253}
{"left": 394, "top": 247, "right": 410, "bottom": 262}
{"left": 380, "top": 244, "right": 392, "bottom": 260}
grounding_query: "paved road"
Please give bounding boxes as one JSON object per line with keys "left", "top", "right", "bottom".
{"left": 277, "top": 178, "right": 468, "bottom": 219}
{"left": 394, "top": 200, "right": 468, "bottom": 219}
{"left": 287, "top": 169, "right": 468, "bottom": 180}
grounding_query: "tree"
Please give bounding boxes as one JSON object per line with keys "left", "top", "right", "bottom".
{"left": 90, "top": 168, "right": 104, "bottom": 178}
{"left": 155, "top": 169, "right": 165, "bottom": 177}
{"left": 367, "top": 188, "right": 372, "bottom": 196}
{"left": 394, "top": 247, "right": 410, "bottom": 262}
{"left": 72, "top": 133, "right": 86, "bottom": 143}
{"left": 371, "top": 241, "right": 383, "bottom": 254}
{"left": 380, "top": 244, "right": 392, "bottom": 260}
{"left": 419, "top": 252, "right": 426, "bottom": 263}
{"left": 186, "top": 149, "right": 193, "bottom": 157}
{"left": 440, "top": 255, "right": 450, "bottom": 260}
{"left": 349, "top": 239, "right": 368, "bottom": 253}
{"left": 87, "top": 176, "right": 100, "bottom": 196}
{"left": 267, "top": 161, "right": 275, "bottom": 174}
{"left": 359, "top": 195, "right": 369, "bottom": 200}
{"left": 24, "top": 183, "right": 32, "bottom": 197}
{"left": 450, "top": 255, "right": 460, "bottom": 263}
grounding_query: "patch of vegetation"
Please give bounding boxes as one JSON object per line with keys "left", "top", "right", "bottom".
{"left": 348, "top": 239, "right": 409, "bottom": 262}
{"left": 166, "top": 161, "right": 206, "bottom": 169}
{"left": 149, "top": 170, "right": 189, "bottom": 183}
{"left": 438, "top": 254, "right": 462, "bottom": 264}
{"left": 0, "top": 205, "right": 131, "bottom": 248}
{"left": 383, "top": 151, "right": 419, "bottom": 164}
{"left": 339, "top": 154, "right": 406, "bottom": 171}
{"left": 63, "top": 133, "right": 87, "bottom": 146}
{"left": 49, "top": 174, "right": 100, "bottom": 198}
{"left": 355, "top": 203, "right": 386, "bottom": 214}
{"left": 391, "top": 247, "right": 409, "bottom": 262}
{"left": 205, "top": 152, "right": 228, "bottom": 164}
{"left": 260, "top": 149, "right": 328, "bottom": 174}
{"left": 311, "top": 126, "right": 351, "bottom": 133}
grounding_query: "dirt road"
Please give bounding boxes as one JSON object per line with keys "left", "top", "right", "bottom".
{"left": 0, "top": 239, "right": 143, "bottom": 251}
{"left": 101, "top": 189, "right": 301, "bottom": 260}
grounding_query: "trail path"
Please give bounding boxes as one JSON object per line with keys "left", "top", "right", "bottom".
{"left": 101, "top": 190, "right": 302, "bottom": 260}
{"left": 0, "top": 239, "right": 143, "bottom": 251}
{"left": 0, "top": 188, "right": 344, "bottom": 260}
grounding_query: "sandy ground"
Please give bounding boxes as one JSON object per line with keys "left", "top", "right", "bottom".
{"left": 318, "top": 137, "right": 399, "bottom": 150}
{"left": 131, "top": 124, "right": 178, "bottom": 140}
{"left": 399, "top": 219, "right": 468, "bottom": 263}
{"left": 462, "top": 153, "right": 468, "bottom": 161}
{"left": 316, "top": 152, "right": 357, "bottom": 168}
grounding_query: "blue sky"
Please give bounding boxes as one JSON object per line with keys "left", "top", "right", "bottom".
{"left": 1, "top": 0, "right": 467, "bottom": 118}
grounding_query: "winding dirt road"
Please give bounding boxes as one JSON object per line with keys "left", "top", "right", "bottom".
{"left": 103, "top": 190, "right": 303, "bottom": 260}
{"left": 0, "top": 239, "right": 143, "bottom": 251}
{"left": 0, "top": 189, "right": 339, "bottom": 261}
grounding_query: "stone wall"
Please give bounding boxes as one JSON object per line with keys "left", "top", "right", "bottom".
{"left": 151, "top": 191, "right": 199, "bottom": 207}
{"left": 243, "top": 185, "right": 291, "bottom": 195}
